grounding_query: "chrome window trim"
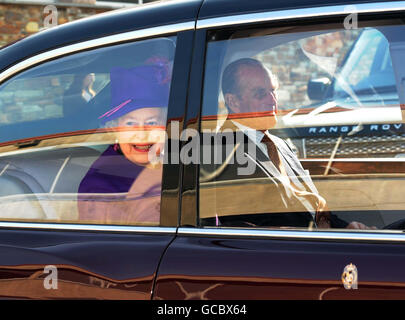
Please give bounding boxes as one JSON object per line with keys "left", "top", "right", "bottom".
{"left": 197, "top": 1, "right": 405, "bottom": 29}
{"left": 178, "top": 227, "right": 405, "bottom": 243}
{"left": 0, "top": 21, "right": 194, "bottom": 85}
{"left": 0, "top": 221, "right": 177, "bottom": 234}
{"left": 300, "top": 158, "right": 405, "bottom": 162}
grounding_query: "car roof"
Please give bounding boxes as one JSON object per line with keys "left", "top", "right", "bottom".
{"left": 0, "top": 0, "right": 202, "bottom": 73}
{"left": 198, "top": 0, "right": 402, "bottom": 20}
{"left": 0, "top": 0, "right": 399, "bottom": 73}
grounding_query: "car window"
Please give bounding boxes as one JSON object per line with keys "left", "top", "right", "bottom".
{"left": 199, "top": 21, "right": 405, "bottom": 232}
{"left": 0, "top": 73, "right": 110, "bottom": 125}
{"left": 333, "top": 29, "right": 396, "bottom": 100}
{"left": 0, "top": 36, "right": 176, "bottom": 226}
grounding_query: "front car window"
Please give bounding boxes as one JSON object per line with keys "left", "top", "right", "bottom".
{"left": 199, "top": 20, "right": 405, "bottom": 232}
{"left": 0, "top": 36, "right": 176, "bottom": 226}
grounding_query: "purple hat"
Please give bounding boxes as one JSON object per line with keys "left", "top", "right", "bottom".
{"left": 99, "top": 65, "right": 170, "bottom": 124}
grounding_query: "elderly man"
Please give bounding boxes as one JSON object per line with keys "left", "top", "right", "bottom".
{"left": 220, "top": 58, "right": 373, "bottom": 230}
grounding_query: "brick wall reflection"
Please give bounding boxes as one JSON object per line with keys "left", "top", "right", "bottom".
{"left": 0, "top": 2, "right": 113, "bottom": 47}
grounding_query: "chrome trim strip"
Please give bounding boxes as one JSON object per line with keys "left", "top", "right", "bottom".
{"left": 300, "top": 158, "right": 405, "bottom": 162}
{"left": 178, "top": 227, "right": 405, "bottom": 242}
{"left": 0, "top": 21, "right": 194, "bottom": 84}
{"left": 0, "top": 221, "right": 177, "bottom": 234}
{"left": 0, "top": 0, "right": 134, "bottom": 9}
{"left": 197, "top": 1, "right": 405, "bottom": 29}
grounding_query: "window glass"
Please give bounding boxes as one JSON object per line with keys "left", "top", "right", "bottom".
{"left": 199, "top": 21, "right": 405, "bottom": 232}
{"left": 0, "top": 36, "right": 176, "bottom": 226}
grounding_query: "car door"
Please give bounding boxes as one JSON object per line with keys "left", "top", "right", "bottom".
{"left": 154, "top": 1, "right": 405, "bottom": 300}
{"left": 0, "top": 18, "right": 195, "bottom": 299}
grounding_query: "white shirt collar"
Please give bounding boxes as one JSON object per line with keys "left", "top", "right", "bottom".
{"left": 232, "top": 121, "right": 265, "bottom": 144}
{"left": 232, "top": 120, "right": 269, "bottom": 156}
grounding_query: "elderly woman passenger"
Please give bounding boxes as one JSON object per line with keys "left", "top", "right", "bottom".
{"left": 78, "top": 65, "right": 169, "bottom": 225}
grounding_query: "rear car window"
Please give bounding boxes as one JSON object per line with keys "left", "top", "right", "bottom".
{"left": 0, "top": 36, "right": 176, "bottom": 226}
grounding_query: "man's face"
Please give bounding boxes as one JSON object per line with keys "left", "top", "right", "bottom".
{"left": 237, "top": 65, "right": 278, "bottom": 114}
{"left": 225, "top": 64, "right": 278, "bottom": 129}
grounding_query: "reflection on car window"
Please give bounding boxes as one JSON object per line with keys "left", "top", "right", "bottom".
{"left": 199, "top": 22, "right": 405, "bottom": 232}
{"left": 0, "top": 37, "right": 176, "bottom": 226}
{"left": 334, "top": 29, "right": 396, "bottom": 101}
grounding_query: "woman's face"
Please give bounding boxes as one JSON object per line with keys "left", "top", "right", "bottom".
{"left": 116, "top": 107, "right": 166, "bottom": 167}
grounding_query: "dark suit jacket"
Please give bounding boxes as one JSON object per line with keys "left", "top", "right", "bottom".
{"left": 199, "top": 129, "right": 348, "bottom": 228}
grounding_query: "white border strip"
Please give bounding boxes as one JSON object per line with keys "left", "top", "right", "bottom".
{"left": 178, "top": 227, "right": 405, "bottom": 243}
{"left": 197, "top": 1, "right": 405, "bottom": 29}
{"left": 0, "top": 21, "right": 194, "bottom": 84}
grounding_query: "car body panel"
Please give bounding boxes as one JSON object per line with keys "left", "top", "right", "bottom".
{"left": 198, "top": 0, "right": 403, "bottom": 22}
{"left": 0, "top": 226, "right": 176, "bottom": 299}
{"left": 154, "top": 233, "right": 405, "bottom": 299}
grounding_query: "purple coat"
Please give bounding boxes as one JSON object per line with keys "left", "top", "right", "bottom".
{"left": 78, "top": 145, "right": 162, "bottom": 225}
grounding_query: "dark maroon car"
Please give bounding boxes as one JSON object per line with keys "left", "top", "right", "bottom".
{"left": 1, "top": 0, "right": 405, "bottom": 300}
